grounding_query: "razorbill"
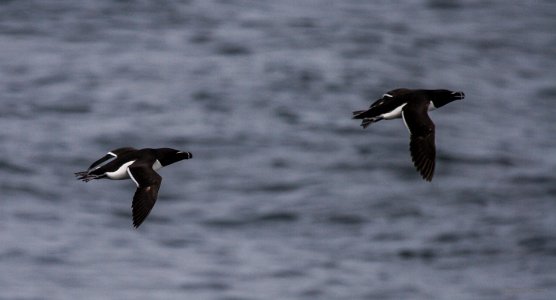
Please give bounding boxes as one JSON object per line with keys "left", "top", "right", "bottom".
{"left": 353, "top": 89, "right": 464, "bottom": 181}
{"left": 75, "top": 147, "right": 193, "bottom": 228}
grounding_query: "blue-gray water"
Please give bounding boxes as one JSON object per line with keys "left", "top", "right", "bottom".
{"left": 1, "top": 1, "right": 555, "bottom": 299}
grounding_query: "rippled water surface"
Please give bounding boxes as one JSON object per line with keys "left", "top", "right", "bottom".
{"left": 1, "top": 1, "right": 556, "bottom": 299}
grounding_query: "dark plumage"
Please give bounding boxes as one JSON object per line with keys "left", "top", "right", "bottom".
{"left": 353, "top": 89, "right": 464, "bottom": 181}
{"left": 75, "top": 147, "right": 193, "bottom": 228}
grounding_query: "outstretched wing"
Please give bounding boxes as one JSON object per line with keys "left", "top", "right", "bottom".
{"left": 353, "top": 93, "right": 407, "bottom": 120}
{"left": 126, "top": 158, "right": 162, "bottom": 228}
{"left": 402, "top": 97, "right": 436, "bottom": 181}
{"left": 87, "top": 147, "right": 137, "bottom": 171}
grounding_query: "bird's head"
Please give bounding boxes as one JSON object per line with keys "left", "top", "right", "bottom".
{"left": 156, "top": 148, "right": 193, "bottom": 166}
{"left": 430, "top": 89, "right": 465, "bottom": 108}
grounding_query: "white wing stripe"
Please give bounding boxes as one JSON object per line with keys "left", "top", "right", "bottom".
{"left": 127, "top": 168, "right": 140, "bottom": 187}
{"left": 401, "top": 110, "right": 412, "bottom": 135}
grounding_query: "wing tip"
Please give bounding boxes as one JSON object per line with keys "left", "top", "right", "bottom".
{"left": 422, "top": 172, "right": 434, "bottom": 182}
{"left": 133, "top": 220, "right": 142, "bottom": 229}
{"left": 132, "top": 210, "right": 148, "bottom": 229}
{"left": 411, "top": 156, "right": 435, "bottom": 182}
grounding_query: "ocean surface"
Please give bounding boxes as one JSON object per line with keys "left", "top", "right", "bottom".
{"left": 1, "top": 1, "right": 555, "bottom": 299}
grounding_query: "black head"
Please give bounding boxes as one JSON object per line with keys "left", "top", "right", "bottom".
{"left": 428, "top": 89, "right": 465, "bottom": 108}
{"left": 155, "top": 148, "right": 193, "bottom": 166}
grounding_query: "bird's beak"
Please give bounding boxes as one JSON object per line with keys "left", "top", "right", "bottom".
{"left": 452, "top": 91, "right": 465, "bottom": 100}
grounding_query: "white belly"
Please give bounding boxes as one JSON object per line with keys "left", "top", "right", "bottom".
{"left": 106, "top": 160, "right": 135, "bottom": 180}
{"left": 381, "top": 103, "right": 406, "bottom": 120}
{"left": 382, "top": 101, "right": 436, "bottom": 120}
{"left": 105, "top": 160, "right": 162, "bottom": 180}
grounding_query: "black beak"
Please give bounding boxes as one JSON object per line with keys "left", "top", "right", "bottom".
{"left": 453, "top": 91, "right": 465, "bottom": 100}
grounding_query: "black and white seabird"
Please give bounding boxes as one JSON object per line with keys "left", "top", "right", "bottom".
{"left": 353, "top": 89, "right": 465, "bottom": 181}
{"left": 75, "top": 147, "right": 193, "bottom": 228}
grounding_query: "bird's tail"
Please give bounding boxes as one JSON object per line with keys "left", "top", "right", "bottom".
{"left": 352, "top": 110, "right": 368, "bottom": 119}
{"left": 353, "top": 110, "right": 383, "bottom": 129}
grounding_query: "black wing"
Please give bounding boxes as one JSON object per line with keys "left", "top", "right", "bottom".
{"left": 86, "top": 147, "right": 137, "bottom": 171}
{"left": 75, "top": 152, "right": 120, "bottom": 180}
{"left": 402, "top": 97, "right": 436, "bottom": 181}
{"left": 353, "top": 94, "right": 407, "bottom": 120}
{"left": 126, "top": 159, "right": 162, "bottom": 228}
{"left": 87, "top": 154, "right": 115, "bottom": 171}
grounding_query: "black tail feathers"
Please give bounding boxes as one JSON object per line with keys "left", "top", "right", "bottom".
{"left": 352, "top": 110, "right": 367, "bottom": 119}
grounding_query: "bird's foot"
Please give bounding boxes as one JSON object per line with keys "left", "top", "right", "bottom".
{"left": 361, "top": 116, "right": 383, "bottom": 128}
{"left": 75, "top": 172, "right": 101, "bottom": 182}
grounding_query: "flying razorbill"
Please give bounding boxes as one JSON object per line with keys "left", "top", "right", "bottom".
{"left": 353, "top": 89, "right": 465, "bottom": 181}
{"left": 75, "top": 147, "right": 193, "bottom": 228}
